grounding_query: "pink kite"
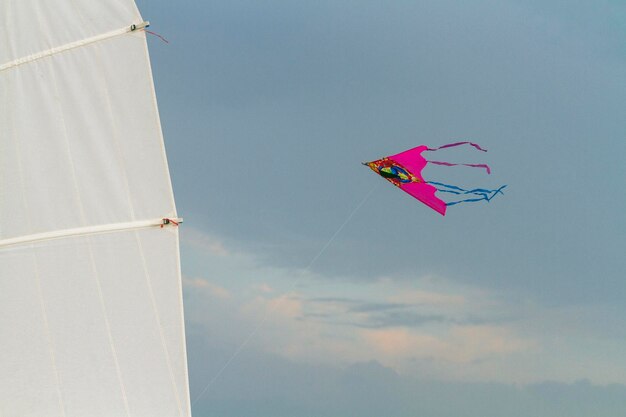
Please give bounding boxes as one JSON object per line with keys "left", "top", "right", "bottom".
{"left": 363, "top": 142, "right": 506, "bottom": 216}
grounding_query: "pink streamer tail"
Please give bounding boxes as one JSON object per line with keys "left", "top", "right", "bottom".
{"left": 427, "top": 160, "right": 491, "bottom": 174}
{"left": 426, "top": 141, "right": 487, "bottom": 152}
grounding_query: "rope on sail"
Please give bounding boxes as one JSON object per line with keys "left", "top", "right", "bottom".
{"left": 0, "top": 218, "right": 182, "bottom": 249}
{"left": 0, "top": 22, "right": 149, "bottom": 72}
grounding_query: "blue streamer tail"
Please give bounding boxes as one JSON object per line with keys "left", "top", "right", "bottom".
{"left": 427, "top": 182, "right": 507, "bottom": 206}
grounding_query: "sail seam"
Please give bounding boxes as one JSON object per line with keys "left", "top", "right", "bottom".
{"left": 87, "top": 239, "right": 133, "bottom": 416}
{"left": 47, "top": 33, "right": 133, "bottom": 415}
{"left": 174, "top": 230, "right": 193, "bottom": 415}
{"left": 33, "top": 247, "right": 68, "bottom": 417}
{"left": 0, "top": 218, "right": 181, "bottom": 249}
{"left": 0, "top": 23, "right": 145, "bottom": 72}
{"left": 135, "top": 233, "right": 185, "bottom": 416}
{"left": 28, "top": 7, "right": 69, "bottom": 414}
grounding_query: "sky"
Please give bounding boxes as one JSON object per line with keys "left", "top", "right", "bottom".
{"left": 135, "top": 0, "right": 625, "bottom": 415}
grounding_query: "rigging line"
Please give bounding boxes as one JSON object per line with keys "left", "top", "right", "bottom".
{"left": 145, "top": 30, "right": 170, "bottom": 44}
{"left": 191, "top": 183, "right": 380, "bottom": 407}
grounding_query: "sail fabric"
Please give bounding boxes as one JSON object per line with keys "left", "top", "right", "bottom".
{"left": 0, "top": 1, "right": 191, "bottom": 416}
{"left": 0, "top": 8, "right": 176, "bottom": 239}
{"left": 0, "top": 229, "right": 189, "bottom": 416}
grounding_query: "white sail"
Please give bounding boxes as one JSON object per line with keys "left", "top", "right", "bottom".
{"left": 0, "top": 1, "right": 191, "bottom": 416}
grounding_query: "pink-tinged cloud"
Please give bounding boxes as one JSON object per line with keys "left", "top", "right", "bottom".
{"left": 389, "top": 290, "right": 466, "bottom": 307}
{"left": 267, "top": 295, "right": 303, "bottom": 319}
{"left": 242, "top": 294, "right": 303, "bottom": 321}
{"left": 257, "top": 283, "right": 274, "bottom": 294}
{"left": 183, "top": 228, "right": 229, "bottom": 256}
{"left": 183, "top": 276, "right": 231, "bottom": 299}
{"left": 362, "top": 328, "right": 449, "bottom": 357}
{"left": 449, "top": 325, "right": 537, "bottom": 359}
{"left": 361, "top": 325, "right": 535, "bottom": 365}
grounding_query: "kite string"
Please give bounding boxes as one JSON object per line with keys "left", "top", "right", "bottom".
{"left": 190, "top": 183, "right": 379, "bottom": 407}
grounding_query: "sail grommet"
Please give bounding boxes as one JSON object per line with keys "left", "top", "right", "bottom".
{"left": 161, "top": 218, "right": 182, "bottom": 228}
{"left": 130, "top": 21, "right": 150, "bottom": 32}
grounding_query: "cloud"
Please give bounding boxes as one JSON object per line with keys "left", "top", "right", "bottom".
{"left": 301, "top": 281, "right": 495, "bottom": 330}
{"left": 448, "top": 325, "right": 537, "bottom": 361}
{"left": 182, "top": 227, "right": 230, "bottom": 256}
{"left": 187, "top": 325, "right": 626, "bottom": 417}
{"left": 257, "top": 282, "right": 274, "bottom": 294}
{"left": 362, "top": 328, "right": 447, "bottom": 357}
{"left": 361, "top": 324, "right": 534, "bottom": 367}
{"left": 303, "top": 297, "right": 450, "bottom": 329}
{"left": 244, "top": 294, "right": 303, "bottom": 320}
{"left": 183, "top": 276, "right": 231, "bottom": 299}
{"left": 194, "top": 277, "right": 538, "bottom": 378}
{"left": 179, "top": 226, "right": 626, "bottom": 384}
{"left": 361, "top": 311, "right": 450, "bottom": 328}
{"left": 389, "top": 289, "right": 466, "bottom": 307}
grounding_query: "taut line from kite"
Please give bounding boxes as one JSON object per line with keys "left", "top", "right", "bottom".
{"left": 191, "top": 183, "right": 380, "bottom": 407}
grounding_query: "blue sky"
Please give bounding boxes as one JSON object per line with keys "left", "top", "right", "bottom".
{"left": 136, "top": 0, "right": 625, "bottom": 415}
